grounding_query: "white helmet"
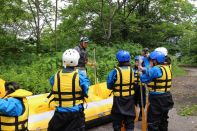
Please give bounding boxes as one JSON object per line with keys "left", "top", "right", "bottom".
{"left": 155, "top": 47, "right": 168, "bottom": 56}
{"left": 62, "top": 49, "right": 80, "bottom": 67}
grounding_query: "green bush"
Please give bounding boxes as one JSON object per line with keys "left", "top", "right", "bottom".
{"left": 179, "top": 105, "right": 197, "bottom": 116}
{"left": 171, "top": 56, "right": 186, "bottom": 77}
{"left": 0, "top": 42, "right": 183, "bottom": 94}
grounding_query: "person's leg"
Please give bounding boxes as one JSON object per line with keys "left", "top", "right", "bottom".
{"left": 66, "top": 111, "right": 85, "bottom": 131}
{"left": 138, "top": 85, "right": 146, "bottom": 121}
{"left": 124, "top": 116, "right": 135, "bottom": 131}
{"left": 48, "top": 111, "right": 69, "bottom": 131}
{"left": 159, "top": 92, "right": 174, "bottom": 131}
{"left": 48, "top": 111, "right": 85, "bottom": 131}
{"left": 147, "top": 95, "right": 162, "bottom": 131}
{"left": 159, "top": 111, "right": 169, "bottom": 131}
{"left": 112, "top": 113, "right": 123, "bottom": 131}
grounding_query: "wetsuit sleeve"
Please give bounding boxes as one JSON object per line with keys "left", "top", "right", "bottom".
{"left": 141, "top": 57, "right": 150, "bottom": 72}
{"left": 140, "top": 66, "right": 162, "bottom": 84}
{"left": 0, "top": 98, "right": 23, "bottom": 116}
{"left": 79, "top": 71, "right": 90, "bottom": 98}
{"left": 107, "top": 69, "right": 117, "bottom": 90}
{"left": 49, "top": 75, "right": 55, "bottom": 87}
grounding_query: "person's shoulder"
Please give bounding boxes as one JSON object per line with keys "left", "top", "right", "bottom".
{"left": 6, "top": 97, "right": 22, "bottom": 103}
{"left": 109, "top": 68, "right": 117, "bottom": 75}
{"left": 74, "top": 45, "right": 80, "bottom": 50}
{"left": 151, "top": 66, "right": 163, "bottom": 73}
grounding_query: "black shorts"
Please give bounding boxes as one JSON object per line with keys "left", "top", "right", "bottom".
{"left": 48, "top": 111, "right": 85, "bottom": 131}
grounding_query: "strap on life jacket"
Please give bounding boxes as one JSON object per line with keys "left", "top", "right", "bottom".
{"left": 48, "top": 71, "right": 83, "bottom": 107}
{"left": 0, "top": 98, "right": 28, "bottom": 131}
{"left": 114, "top": 66, "right": 134, "bottom": 97}
{"left": 150, "top": 65, "right": 172, "bottom": 92}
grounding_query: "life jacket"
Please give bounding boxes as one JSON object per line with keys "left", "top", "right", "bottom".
{"left": 113, "top": 66, "right": 135, "bottom": 97}
{"left": 134, "top": 69, "right": 140, "bottom": 86}
{"left": 0, "top": 89, "right": 32, "bottom": 131}
{"left": 147, "top": 65, "right": 172, "bottom": 93}
{"left": 0, "top": 79, "right": 6, "bottom": 98}
{"left": 49, "top": 70, "right": 84, "bottom": 107}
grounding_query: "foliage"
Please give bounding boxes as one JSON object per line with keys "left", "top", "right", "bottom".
{"left": 179, "top": 105, "right": 197, "bottom": 116}
{"left": 0, "top": 0, "right": 196, "bottom": 94}
{"left": 0, "top": 41, "right": 183, "bottom": 94}
{"left": 87, "top": 42, "right": 142, "bottom": 83}
{"left": 0, "top": 52, "right": 62, "bottom": 94}
{"left": 171, "top": 56, "right": 186, "bottom": 77}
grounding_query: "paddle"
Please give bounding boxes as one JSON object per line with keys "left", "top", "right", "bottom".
{"left": 138, "top": 56, "right": 147, "bottom": 131}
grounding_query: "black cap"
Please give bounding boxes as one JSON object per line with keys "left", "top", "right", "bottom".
{"left": 142, "top": 48, "right": 149, "bottom": 53}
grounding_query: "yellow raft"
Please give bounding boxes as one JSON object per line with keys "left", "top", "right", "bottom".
{"left": 27, "top": 82, "right": 112, "bottom": 131}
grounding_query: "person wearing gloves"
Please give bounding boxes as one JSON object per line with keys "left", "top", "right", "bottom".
{"left": 133, "top": 56, "right": 146, "bottom": 121}
{"left": 140, "top": 51, "right": 174, "bottom": 131}
{"left": 0, "top": 79, "right": 32, "bottom": 131}
{"left": 107, "top": 50, "right": 135, "bottom": 131}
{"left": 48, "top": 49, "right": 90, "bottom": 131}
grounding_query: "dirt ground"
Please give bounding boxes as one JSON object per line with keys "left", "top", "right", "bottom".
{"left": 89, "top": 67, "right": 197, "bottom": 131}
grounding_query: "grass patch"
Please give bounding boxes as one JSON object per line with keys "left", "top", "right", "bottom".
{"left": 179, "top": 105, "right": 197, "bottom": 116}
{"left": 173, "top": 66, "right": 186, "bottom": 77}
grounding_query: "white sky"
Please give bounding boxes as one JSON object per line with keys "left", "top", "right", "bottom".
{"left": 189, "top": 0, "right": 197, "bottom": 7}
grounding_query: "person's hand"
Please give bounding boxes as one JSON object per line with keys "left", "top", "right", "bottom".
{"left": 92, "top": 61, "right": 96, "bottom": 66}
{"left": 88, "top": 61, "right": 96, "bottom": 67}
{"left": 138, "top": 66, "right": 144, "bottom": 71}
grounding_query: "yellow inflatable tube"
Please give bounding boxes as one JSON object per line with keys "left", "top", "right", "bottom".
{"left": 27, "top": 82, "right": 113, "bottom": 131}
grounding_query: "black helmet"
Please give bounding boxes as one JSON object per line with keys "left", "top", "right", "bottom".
{"left": 142, "top": 48, "right": 149, "bottom": 53}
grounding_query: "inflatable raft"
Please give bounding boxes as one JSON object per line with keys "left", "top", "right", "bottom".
{"left": 27, "top": 82, "right": 113, "bottom": 131}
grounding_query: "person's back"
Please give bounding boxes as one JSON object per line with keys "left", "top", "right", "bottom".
{"left": 0, "top": 79, "right": 32, "bottom": 131}
{"left": 48, "top": 49, "right": 90, "bottom": 131}
{"left": 107, "top": 50, "right": 136, "bottom": 131}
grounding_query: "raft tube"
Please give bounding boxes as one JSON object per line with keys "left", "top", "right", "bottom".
{"left": 27, "top": 82, "right": 113, "bottom": 131}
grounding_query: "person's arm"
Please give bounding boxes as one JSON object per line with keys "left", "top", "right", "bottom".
{"left": 0, "top": 98, "right": 23, "bottom": 116}
{"left": 78, "top": 71, "right": 90, "bottom": 98}
{"left": 106, "top": 69, "right": 117, "bottom": 90}
{"left": 49, "top": 75, "right": 55, "bottom": 87}
{"left": 140, "top": 66, "right": 162, "bottom": 84}
{"left": 139, "top": 57, "right": 150, "bottom": 72}
{"left": 74, "top": 46, "right": 80, "bottom": 53}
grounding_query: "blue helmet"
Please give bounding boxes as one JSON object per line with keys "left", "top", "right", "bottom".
{"left": 116, "top": 50, "right": 131, "bottom": 62}
{"left": 149, "top": 51, "right": 165, "bottom": 64}
{"left": 134, "top": 56, "right": 139, "bottom": 61}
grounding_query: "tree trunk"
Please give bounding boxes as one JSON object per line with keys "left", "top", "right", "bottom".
{"left": 35, "top": 0, "right": 40, "bottom": 54}
{"left": 55, "top": 0, "right": 58, "bottom": 51}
